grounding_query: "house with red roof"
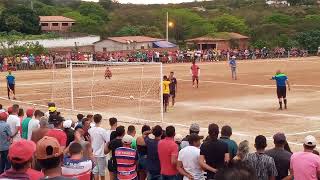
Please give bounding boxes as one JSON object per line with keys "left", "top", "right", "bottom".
{"left": 39, "top": 16, "right": 76, "bottom": 32}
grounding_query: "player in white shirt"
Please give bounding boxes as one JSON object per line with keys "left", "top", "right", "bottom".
{"left": 177, "top": 134, "right": 204, "bottom": 180}
{"left": 6, "top": 104, "right": 21, "bottom": 142}
{"left": 27, "top": 110, "right": 44, "bottom": 140}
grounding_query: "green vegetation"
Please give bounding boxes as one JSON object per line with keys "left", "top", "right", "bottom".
{"left": 1, "top": 0, "right": 320, "bottom": 52}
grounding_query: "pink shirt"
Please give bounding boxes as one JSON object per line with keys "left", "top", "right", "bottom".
{"left": 26, "top": 168, "right": 44, "bottom": 179}
{"left": 46, "top": 129, "right": 67, "bottom": 147}
{"left": 158, "top": 137, "right": 178, "bottom": 176}
{"left": 191, "top": 64, "right": 199, "bottom": 76}
{"left": 291, "top": 151, "right": 320, "bottom": 180}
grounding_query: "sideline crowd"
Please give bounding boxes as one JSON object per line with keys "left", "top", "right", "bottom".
{"left": 0, "top": 103, "right": 320, "bottom": 180}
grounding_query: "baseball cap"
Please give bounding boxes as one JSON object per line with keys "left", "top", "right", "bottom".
{"left": 0, "top": 112, "right": 8, "bottom": 120}
{"left": 8, "top": 139, "right": 36, "bottom": 163}
{"left": 26, "top": 108, "right": 35, "bottom": 117}
{"left": 273, "top": 132, "right": 286, "bottom": 143}
{"left": 175, "top": 134, "right": 183, "bottom": 143}
{"left": 304, "top": 135, "right": 317, "bottom": 147}
{"left": 36, "top": 136, "right": 63, "bottom": 160}
{"left": 63, "top": 120, "right": 73, "bottom": 128}
{"left": 122, "top": 135, "right": 134, "bottom": 144}
{"left": 189, "top": 123, "right": 200, "bottom": 132}
{"left": 48, "top": 107, "right": 57, "bottom": 113}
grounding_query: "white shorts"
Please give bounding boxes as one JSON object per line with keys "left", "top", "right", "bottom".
{"left": 92, "top": 157, "right": 107, "bottom": 176}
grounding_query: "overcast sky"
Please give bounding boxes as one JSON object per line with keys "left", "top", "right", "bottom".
{"left": 82, "top": 0, "right": 197, "bottom": 4}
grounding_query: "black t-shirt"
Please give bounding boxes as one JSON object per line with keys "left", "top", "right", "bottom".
{"left": 169, "top": 77, "right": 177, "bottom": 92}
{"left": 110, "top": 131, "right": 117, "bottom": 142}
{"left": 108, "top": 138, "right": 123, "bottom": 158}
{"left": 200, "top": 138, "right": 228, "bottom": 179}
{"left": 265, "top": 148, "right": 292, "bottom": 180}
{"left": 64, "top": 128, "right": 75, "bottom": 147}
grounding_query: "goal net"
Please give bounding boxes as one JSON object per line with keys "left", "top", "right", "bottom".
{"left": 52, "top": 61, "right": 163, "bottom": 124}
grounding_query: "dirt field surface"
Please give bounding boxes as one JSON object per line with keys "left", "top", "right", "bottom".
{"left": 1, "top": 56, "right": 320, "bottom": 152}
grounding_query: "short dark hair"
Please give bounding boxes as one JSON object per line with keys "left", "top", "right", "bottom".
{"left": 0, "top": 104, "right": 2, "bottom": 109}
{"left": 255, "top": 135, "right": 267, "bottom": 150}
{"left": 215, "top": 162, "right": 257, "bottom": 180}
{"left": 87, "top": 114, "right": 93, "bottom": 119}
{"left": 109, "top": 117, "right": 117, "bottom": 126}
{"left": 127, "top": 125, "right": 136, "bottom": 134}
{"left": 141, "top": 125, "right": 151, "bottom": 134}
{"left": 38, "top": 156, "right": 62, "bottom": 170}
{"left": 77, "top": 114, "right": 84, "bottom": 121}
{"left": 69, "top": 142, "right": 83, "bottom": 155}
{"left": 93, "top": 114, "right": 102, "bottom": 124}
{"left": 11, "top": 160, "right": 30, "bottom": 171}
{"left": 18, "top": 108, "right": 24, "bottom": 117}
{"left": 82, "top": 118, "right": 90, "bottom": 125}
{"left": 12, "top": 104, "right": 19, "bottom": 113}
{"left": 208, "top": 123, "right": 219, "bottom": 139}
{"left": 163, "top": 75, "right": 168, "bottom": 79}
{"left": 116, "top": 126, "right": 125, "bottom": 137}
{"left": 165, "top": 126, "right": 175, "bottom": 138}
{"left": 221, "top": 125, "right": 232, "bottom": 137}
{"left": 304, "top": 144, "right": 316, "bottom": 150}
{"left": 152, "top": 125, "right": 163, "bottom": 137}
{"left": 34, "top": 110, "right": 44, "bottom": 118}
{"left": 48, "top": 102, "right": 55, "bottom": 107}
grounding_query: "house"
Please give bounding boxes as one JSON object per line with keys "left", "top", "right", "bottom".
{"left": 39, "top": 16, "right": 76, "bottom": 32}
{"left": 94, "top": 36, "right": 176, "bottom": 52}
{"left": 266, "top": 0, "right": 290, "bottom": 7}
{"left": 186, "top": 32, "right": 249, "bottom": 50}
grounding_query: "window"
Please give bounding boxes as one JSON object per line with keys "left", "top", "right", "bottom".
{"left": 41, "top": 23, "right": 49, "bottom": 26}
{"left": 62, "top": 23, "right": 69, "bottom": 26}
{"left": 141, "top": 46, "right": 145, "bottom": 49}
{"left": 52, "top": 23, "right": 59, "bottom": 26}
{"left": 72, "top": 23, "right": 75, "bottom": 26}
{"left": 103, "top": 48, "right": 107, "bottom": 52}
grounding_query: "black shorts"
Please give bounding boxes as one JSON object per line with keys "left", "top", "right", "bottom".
{"left": 170, "top": 90, "right": 176, "bottom": 98}
{"left": 7, "top": 84, "right": 15, "bottom": 91}
{"left": 163, "top": 94, "right": 170, "bottom": 104}
{"left": 277, "top": 86, "right": 287, "bottom": 98}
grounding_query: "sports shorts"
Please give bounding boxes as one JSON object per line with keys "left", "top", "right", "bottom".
{"left": 277, "top": 86, "right": 287, "bottom": 98}
{"left": 163, "top": 94, "right": 170, "bottom": 104}
{"left": 93, "top": 157, "right": 107, "bottom": 176}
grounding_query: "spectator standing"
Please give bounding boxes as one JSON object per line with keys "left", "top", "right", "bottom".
{"left": 115, "top": 134, "right": 138, "bottom": 180}
{"left": 177, "top": 133, "right": 204, "bottom": 180}
{"left": 69, "top": 125, "right": 93, "bottom": 160}
{"left": 21, "top": 108, "right": 34, "bottom": 139}
{"left": 109, "top": 117, "right": 118, "bottom": 141}
{"left": 181, "top": 123, "right": 201, "bottom": 149}
{"left": 0, "top": 112, "right": 11, "bottom": 174}
{"left": 145, "top": 125, "right": 163, "bottom": 180}
{"left": 31, "top": 116, "right": 49, "bottom": 143}
{"left": 127, "top": 125, "right": 137, "bottom": 149}
{"left": 136, "top": 125, "right": 151, "bottom": 180}
{"left": 18, "top": 108, "right": 24, "bottom": 135}
{"left": 63, "top": 120, "right": 75, "bottom": 147}
{"left": 88, "top": 114, "right": 111, "bottom": 180}
{"left": 245, "top": 135, "right": 278, "bottom": 180}
{"left": 219, "top": 125, "right": 238, "bottom": 159}
{"left": 75, "top": 114, "right": 84, "bottom": 127}
{"left": 27, "top": 110, "right": 44, "bottom": 140}
{"left": 158, "top": 126, "right": 179, "bottom": 180}
{"left": 232, "top": 140, "right": 249, "bottom": 163}
{"left": 7, "top": 104, "right": 21, "bottom": 142}
{"left": 46, "top": 115, "right": 67, "bottom": 149}
{"left": 0, "top": 139, "right": 44, "bottom": 180}
{"left": 81, "top": 118, "right": 91, "bottom": 141}
{"left": 36, "top": 136, "right": 76, "bottom": 180}
{"left": 265, "top": 133, "right": 292, "bottom": 180}
{"left": 199, "top": 123, "right": 229, "bottom": 179}
{"left": 0, "top": 104, "right": 4, "bottom": 113}
{"left": 290, "top": 135, "right": 320, "bottom": 180}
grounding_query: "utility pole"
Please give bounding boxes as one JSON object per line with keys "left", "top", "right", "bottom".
{"left": 30, "top": 0, "right": 34, "bottom": 10}
{"left": 166, "top": 11, "right": 169, "bottom": 42}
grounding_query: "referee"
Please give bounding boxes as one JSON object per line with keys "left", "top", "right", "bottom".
{"left": 6, "top": 69, "right": 16, "bottom": 100}
{"left": 271, "top": 70, "right": 290, "bottom": 110}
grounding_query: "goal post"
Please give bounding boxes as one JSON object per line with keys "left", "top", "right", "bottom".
{"left": 67, "top": 61, "right": 163, "bottom": 124}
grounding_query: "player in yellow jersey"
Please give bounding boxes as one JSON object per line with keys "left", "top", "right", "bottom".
{"left": 162, "top": 75, "right": 171, "bottom": 113}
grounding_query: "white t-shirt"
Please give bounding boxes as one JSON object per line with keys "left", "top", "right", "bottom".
{"left": 7, "top": 114, "right": 21, "bottom": 141}
{"left": 27, "top": 119, "right": 40, "bottom": 140}
{"left": 62, "top": 157, "right": 93, "bottom": 176}
{"left": 178, "top": 146, "right": 204, "bottom": 180}
{"left": 88, "top": 126, "right": 110, "bottom": 157}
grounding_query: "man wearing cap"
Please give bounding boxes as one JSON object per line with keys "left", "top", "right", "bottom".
{"left": 229, "top": 55, "right": 237, "bottom": 80}
{"left": 290, "top": 135, "right": 320, "bottom": 180}
{"left": 0, "top": 139, "right": 44, "bottom": 179}
{"left": 46, "top": 114, "right": 67, "bottom": 149}
{"left": 0, "top": 111, "right": 11, "bottom": 174}
{"left": 181, "top": 123, "right": 201, "bottom": 149}
{"left": 266, "top": 133, "right": 292, "bottom": 180}
{"left": 36, "top": 136, "right": 76, "bottom": 180}
{"left": 115, "top": 134, "right": 138, "bottom": 180}
{"left": 177, "top": 133, "right": 204, "bottom": 180}
{"left": 21, "top": 108, "right": 34, "bottom": 139}
{"left": 27, "top": 110, "right": 44, "bottom": 140}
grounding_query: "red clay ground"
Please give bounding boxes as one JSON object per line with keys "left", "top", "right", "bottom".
{"left": 1, "top": 56, "right": 320, "bottom": 151}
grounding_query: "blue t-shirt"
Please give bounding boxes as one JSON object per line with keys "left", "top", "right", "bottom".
{"left": 144, "top": 136, "right": 161, "bottom": 174}
{"left": 6, "top": 74, "right": 15, "bottom": 85}
{"left": 229, "top": 59, "right": 236, "bottom": 68}
{"left": 272, "top": 74, "right": 288, "bottom": 87}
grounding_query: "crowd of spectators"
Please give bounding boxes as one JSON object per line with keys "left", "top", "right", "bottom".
{"left": 0, "top": 47, "right": 310, "bottom": 71}
{"left": 0, "top": 102, "right": 320, "bottom": 180}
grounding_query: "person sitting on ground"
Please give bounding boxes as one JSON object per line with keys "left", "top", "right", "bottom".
{"left": 127, "top": 125, "right": 137, "bottom": 149}
{"left": 62, "top": 142, "right": 93, "bottom": 178}
{"left": 244, "top": 135, "right": 278, "bottom": 180}
{"left": 265, "top": 133, "right": 292, "bottom": 180}
{"left": 0, "top": 139, "right": 44, "bottom": 180}
{"left": 46, "top": 115, "right": 67, "bottom": 149}
{"left": 290, "top": 135, "right": 320, "bottom": 180}
{"left": 232, "top": 140, "right": 249, "bottom": 163}
{"left": 36, "top": 136, "right": 76, "bottom": 180}
{"left": 219, "top": 125, "right": 238, "bottom": 159}
{"left": 181, "top": 123, "right": 201, "bottom": 149}
{"left": 177, "top": 133, "right": 204, "bottom": 180}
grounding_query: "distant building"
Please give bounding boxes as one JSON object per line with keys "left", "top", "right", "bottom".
{"left": 39, "top": 16, "right": 76, "bottom": 32}
{"left": 186, "top": 32, "right": 249, "bottom": 50}
{"left": 266, "top": 0, "right": 290, "bottom": 7}
{"left": 94, "top": 36, "right": 176, "bottom": 52}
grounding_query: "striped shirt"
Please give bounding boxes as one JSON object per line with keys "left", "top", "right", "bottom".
{"left": 115, "top": 147, "right": 138, "bottom": 180}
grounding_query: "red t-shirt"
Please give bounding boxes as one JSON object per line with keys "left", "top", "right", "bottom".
{"left": 158, "top": 137, "right": 178, "bottom": 176}
{"left": 191, "top": 64, "right": 200, "bottom": 76}
{"left": 46, "top": 129, "right": 67, "bottom": 147}
{"left": 26, "top": 168, "right": 44, "bottom": 179}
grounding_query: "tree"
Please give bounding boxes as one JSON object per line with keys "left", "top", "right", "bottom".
{"left": 212, "top": 14, "right": 248, "bottom": 34}
{"left": 264, "top": 13, "right": 294, "bottom": 26}
{"left": 78, "top": 2, "right": 107, "bottom": 19}
{"left": 99, "top": 0, "right": 112, "bottom": 10}
{"left": 115, "top": 25, "right": 163, "bottom": 38}
{"left": 296, "top": 30, "right": 320, "bottom": 53}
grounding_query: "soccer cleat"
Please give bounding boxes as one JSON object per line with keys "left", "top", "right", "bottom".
{"left": 284, "top": 106, "right": 287, "bottom": 110}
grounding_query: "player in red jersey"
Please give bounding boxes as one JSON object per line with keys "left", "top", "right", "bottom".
{"left": 190, "top": 61, "right": 200, "bottom": 88}
{"left": 105, "top": 67, "right": 112, "bottom": 79}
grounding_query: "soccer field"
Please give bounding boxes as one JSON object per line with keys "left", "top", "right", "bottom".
{"left": 1, "top": 56, "right": 320, "bottom": 151}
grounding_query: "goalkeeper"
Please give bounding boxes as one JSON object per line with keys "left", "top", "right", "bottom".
{"left": 6, "top": 69, "right": 16, "bottom": 100}
{"left": 105, "top": 67, "right": 112, "bottom": 79}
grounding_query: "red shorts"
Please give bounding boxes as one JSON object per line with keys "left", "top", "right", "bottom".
{"left": 192, "top": 75, "right": 199, "bottom": 81}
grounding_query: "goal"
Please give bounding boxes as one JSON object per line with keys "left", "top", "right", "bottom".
{"left": 53, "top": 61, "right": 164, "bottom": 124}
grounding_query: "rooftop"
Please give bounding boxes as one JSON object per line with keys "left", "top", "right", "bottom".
{"left": 39, "top": 16, "right": 76, "bottom": 22}
{"left": 186, "top": 32, "right": 249, "bottom": 42}
{"left": 105, "top": 36, "right": 163, "bottom": 44}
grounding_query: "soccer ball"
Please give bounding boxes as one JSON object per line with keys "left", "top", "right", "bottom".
{"left": 130, "top": 96, "right": 134, "bottom": 100}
